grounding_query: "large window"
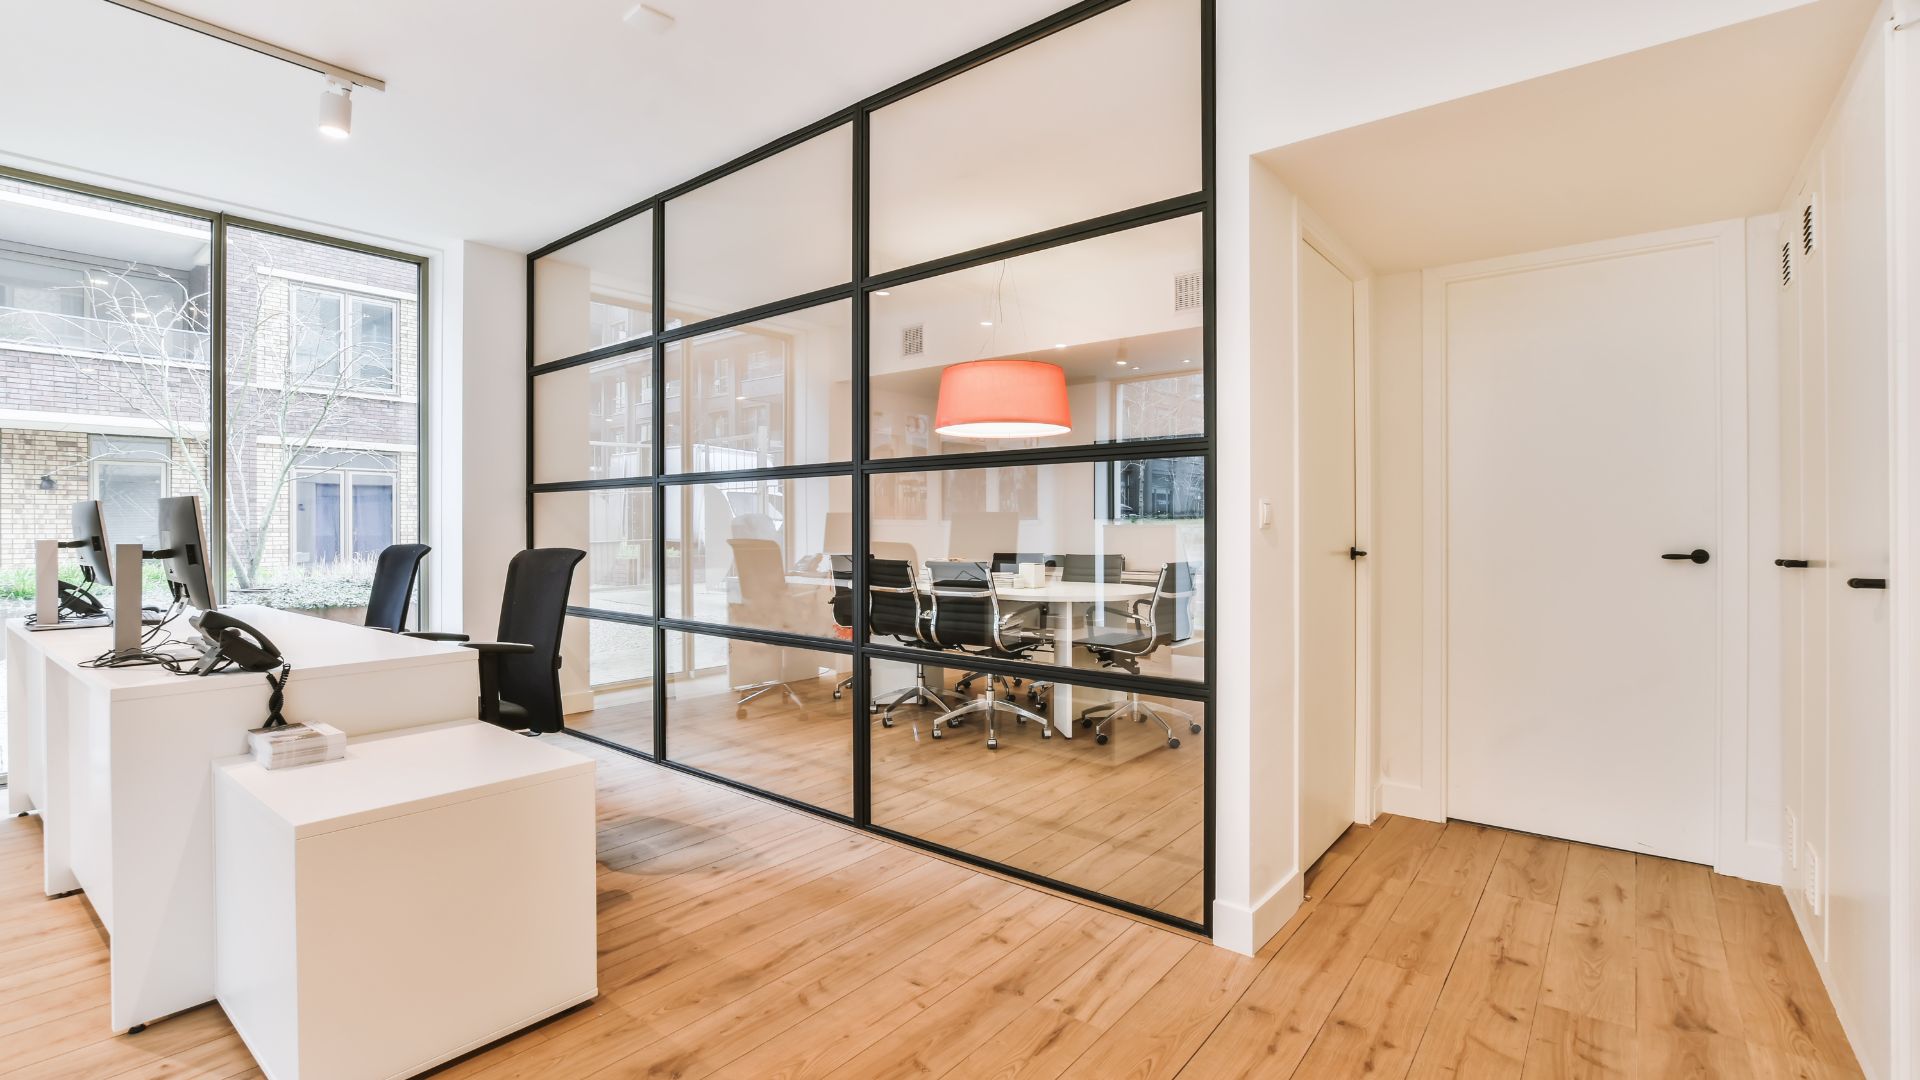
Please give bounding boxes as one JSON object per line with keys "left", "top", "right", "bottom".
{"left": 527, "top": 0, "right": 1209, "bottom": 932}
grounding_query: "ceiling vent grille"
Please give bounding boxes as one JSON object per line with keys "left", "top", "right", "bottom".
{"left": 1802, "top": 197, "right": 1817, "bottom": 256}
{"left": 1174, "top": 270, "right": 1203, "bottom": 312}
{"left": 902, "top": 323, "right": 924, "bottom": 357}
{"left": 1781, "top": 241, "right": 1793, "bottom": 288}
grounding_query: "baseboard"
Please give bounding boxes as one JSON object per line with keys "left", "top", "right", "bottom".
{"left": 1714, "top": 839, "right": 1782, "bottom": 887}
{"left": 1378, "top": 779, "right": 1443, "bottom": 823}
{"left": 1788, "top": 898, "right": 1884, "bottom": 1080}
{"left": 562, "top": 690, "right": 594, "bottom": 715}
{"left": 1212, "top": 869, "right": 1302, "bottom": 956}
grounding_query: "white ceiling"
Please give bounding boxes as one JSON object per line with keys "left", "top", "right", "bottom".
{"left": 1257, "top": 0, "right": 1877, "bottom": 274}
{"left": 0, "top": 0, "right": 1067, "bottom": 254}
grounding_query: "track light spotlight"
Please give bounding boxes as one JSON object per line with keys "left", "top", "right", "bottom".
{"left": 318, "top": 79, "right": 352, "bottom": 139}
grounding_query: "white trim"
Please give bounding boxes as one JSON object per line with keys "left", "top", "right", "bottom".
{"left": 257, "top": 266, "right": 416, "bottom": 303}
{"left": 0, "top": 340, "right": 209, "bottom": 369}
{"left": 257, "top": 434, "right": 416, "bottom": 454}
{"left": 0, "top": 186, "right": 206, "bottom": 242}
{"left": 1211, "top": 868, "right": 1302, "bottom": 956}
{"left": 0, "top": 408, "right": 205, "bottom": 439}
{"left": 1419, "top": 220, "right": 1760, "bottom": 879}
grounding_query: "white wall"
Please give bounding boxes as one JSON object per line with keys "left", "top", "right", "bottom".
{"left": 1893, "top": 13, "right": 1920, "bottom": 1080}
{"left": 445, "top": 242, "right": 528, "bottom": 639}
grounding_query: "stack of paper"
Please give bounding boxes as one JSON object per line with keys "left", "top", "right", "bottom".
{"left": 247, "top": 722, "right": 347, "bottom": 770}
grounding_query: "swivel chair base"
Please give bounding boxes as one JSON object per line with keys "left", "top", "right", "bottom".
{"left": 931, "top": 675, "right": 1051, "bottom": 749}
{"left": 737, "top": 681, "right": 803, "bottom": 714}
{"left": 1079, "top": 696, "right": 1202, "bottom": 749}
{"left": 878, "top": 664, "right": 965, "bottom": 725}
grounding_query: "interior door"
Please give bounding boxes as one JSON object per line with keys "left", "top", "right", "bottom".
{"left": 1444, "top": 240, "right": 1721, "bottom": 863}
{"left": 1299, "top": 240, "right": 1357, "bottom": 867}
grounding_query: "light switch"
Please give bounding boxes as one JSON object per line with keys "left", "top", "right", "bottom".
{"left": 1258, "top": 498, "right": 1272, "bottom": 529}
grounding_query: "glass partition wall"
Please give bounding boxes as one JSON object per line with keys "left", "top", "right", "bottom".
{"left": 529, "top": 0, "right": 1212, "bottom": 932}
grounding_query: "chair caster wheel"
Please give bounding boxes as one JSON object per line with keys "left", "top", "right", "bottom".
{"left": 1041, "top": 727, "right": 1053, "bottom": 739}
{"left": 832, "top": 690, "right": 842, "bottom": 700}
{"left": 1096, "top": 733, "right": 1109, "bottom": 745}
{"left": 127, "top": 1023, "right": 147, "bottom": 1035}
{"left": 987, "top": 739, "right": 999, "bottom": 749}
{"left": 931, "top": 728, "right": 942, "bottom": 740}
{"left": 881, "top": 716, "right": 894, "bottom": 727}
{"left": 1189, "top": 722, "right": 1203, "bottom": 734}
{"left": 1167, "top": 737, "right": 1181, "bottom": 749}
{"left": 946, "top": 718, "right": 962, "bottom": 728}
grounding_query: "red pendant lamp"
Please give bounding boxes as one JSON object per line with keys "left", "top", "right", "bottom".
{"left": 933, "top": 359, "right": 1071, "bottom": 438}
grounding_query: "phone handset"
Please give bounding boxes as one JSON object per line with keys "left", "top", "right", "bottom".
{"left": 190, "top": 611, "right": 285, "bottom": 675}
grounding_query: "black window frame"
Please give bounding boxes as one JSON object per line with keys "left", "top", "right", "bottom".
{"left": 527, "top": 0, "right": 1215, "bottom": 937}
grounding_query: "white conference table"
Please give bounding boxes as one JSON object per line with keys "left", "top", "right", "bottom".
{"left": 4, "top": 605, "right": 477, "bottom": 1033}
{"left": 982, "top": 580, "right": 1155, "bottom": 736}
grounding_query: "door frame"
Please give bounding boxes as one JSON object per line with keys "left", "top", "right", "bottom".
{"left": 1414, "top": 219, "right": 1772, "bottom": 881}
{"left": 1299, "top": 209, "right": 1376, "bottom": 830}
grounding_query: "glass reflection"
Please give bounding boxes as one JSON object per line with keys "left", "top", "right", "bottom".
{"left": 533, "top": 211, "right": 653, "bottom": 365}
{"left": 559, "top": 615, "right": 655, "bottom": 754}
{"left": 869, "top": 662, "right": 1204, "bottom": 921}
{"left": 533, "top": 349, "right": 653, "bottom": 483}
{"left": 666, "top": 631, "right": 852, "bottom": 814}
{"left": 532, "top": 491, "right": 654, "bottom": 615}
{"left": 666, "top": 475, "right": 850, "bottom": 640}
{"left": 869, "top": 216, "right": 1203, "bottom": 460}
{"left": 665, "top": 300, "right": 852, "bottom": 473}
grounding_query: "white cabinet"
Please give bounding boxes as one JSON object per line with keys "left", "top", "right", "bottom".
{"left": 214, "top": 722, "right": 597, "bottom": 1080}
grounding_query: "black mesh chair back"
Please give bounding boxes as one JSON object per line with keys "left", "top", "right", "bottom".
{"left": 494, "top": 547, "right": 585, "bottom": 734}
{"left": 829, "top": 554, "right": 854, "bottom": 630}
{"left": 867, "top": 557, "right": 924, "bottom": 644}
{"left": 927, "top": 560, "right": 995, "bottom": 649}
{"left": 364, "top": 543, "right": 429, "bottom": 632}
{"left": 1060, "top": 553, "right": 1124, "bottom": 583}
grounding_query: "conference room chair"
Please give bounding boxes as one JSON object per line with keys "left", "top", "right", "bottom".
{"left": 1076, "top": 560, "right": 1200, "bottom": 748}
{"left": 924, "top": 560, "right": 1051, "bottom": 749}
{"left": 410, "top": 547, "right": 584, "bottom": 734}
{"left": 726, "top": 538, "right": 814, "bottom": 710}
{"left": 868, "top": 556, "right": 964, "bottom": 735}
{"left": 828, "top": 554, "right": 855, "bottom": 702}
{"left": 363, "top": 542, "right": 429, "bottom": 632}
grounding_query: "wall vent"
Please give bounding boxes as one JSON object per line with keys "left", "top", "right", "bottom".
{"left": 1780, "top": 241, "right": 1793, "bottom": 288}
{"left": 902, "top": 323, "right": 924, "bottom": 357}
{"left": 1785, "top": 807, "right": 1798, "bottom": 867}
{"left": 1174, "top": 270, "right": 1203, "bottom": 312}
{"left": 1801, "top": 196, "right": 1817, "bottom": 256}
{"left": 1805, "top": 844, "right": 1821, "bottom": 915}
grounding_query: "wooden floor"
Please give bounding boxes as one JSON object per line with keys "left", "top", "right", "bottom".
{"left": 0, "top": 742, "right": 1859, "bottom": 1079}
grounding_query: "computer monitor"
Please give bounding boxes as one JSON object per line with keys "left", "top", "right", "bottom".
{"left": 67, "top": 499, "right": 113, "bottom": 586}
{"left": 155, "top": 495, "right": 215, "bottom": 610}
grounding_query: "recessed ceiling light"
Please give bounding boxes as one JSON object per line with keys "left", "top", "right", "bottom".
{"left": 1182, "top": 358, "right": 1192, "bottom": 364}
{"left": 873, "top": 290, "right": 890, "bottom": 297}
{"left": 1053, "top": 343, "right": 1066, "bottom": 349}
{"left": 979, "top": 320, "right": 993, "bottom": 327}
{"left": 735, "top": 395, "right": 746, "bottom": 401}
{"left": 1114, "top": 360, "right": 1126, "bottom": 366}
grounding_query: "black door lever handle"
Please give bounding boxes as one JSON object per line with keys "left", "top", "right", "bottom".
{"left": 1349, "top": 547, "right": 1367, "bottom": 560}
{"left": 1846, "top": 577, "right": 1887, "bottom": 590}
{"left": 1775, "top": 559, "right": 1810, "bottom": 568}
{"left": 1662, "top": 549, "right": 1710, "bottom": 564}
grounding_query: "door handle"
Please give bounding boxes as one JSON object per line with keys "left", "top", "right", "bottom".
{"left": 1846, "top": 577, "right": 1887, "bottom": 590}
{"left": 1662, "top": 549, "right": 1711, "bottom": 564}
{"left": 1349, "top": 547, "right": 1367, "bottom": 560}
{"left": 1775, "top": 559, "right": 1810, "bottom": 568}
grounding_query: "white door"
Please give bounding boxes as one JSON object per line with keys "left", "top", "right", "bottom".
{"left": 1299, "top": 241, "right": 1357, "bottom": 867}
{"left": 1443, "top": 238, "right": 1723, "bottom": 863}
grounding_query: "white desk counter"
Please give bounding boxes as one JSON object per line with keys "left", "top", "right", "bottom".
{"left": 4, "top": 605, "right": 477, "bottom": 1033}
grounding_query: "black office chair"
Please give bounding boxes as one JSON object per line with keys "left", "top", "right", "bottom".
{"left": 1078, "top": 560, "right": 1200, "bottom": 748}
{"left": 1058, "top": 553, "right": 1124, "bottom": 583}
{"left": 925, "top": 561, "right": 1049, "bottom": 749}
{"left": 411, "top": 547, "right": 584, "bottom": 734}
{"left": 364, "top": 543, "right": 429, "bottom": 632}
{"left": 867, "top": 556, "right": 962, "bottom": 731}
{"left": 828, "top": 554, "right": 855, "bottom": 701}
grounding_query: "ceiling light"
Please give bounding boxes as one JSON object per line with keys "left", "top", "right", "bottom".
{"left": 979, "top": 320, "right": 993, "bottom": 327}
{"left": 873, "top": 290, "right": 890, "bottom": 297}
{"left": 735, "top": 395, "right": 746, "bottom": 401}
{"left": 318, "top": 79, "right": 352, "bottom": 139}
{"left": 1114, "top": 360, "right": 1126, "bottom": 366}
{"left": 935, "top": 360, "right": 1071, "bottom": 439}
{"left": 1053, "top": 343, "right": 1066, "bottom": 349}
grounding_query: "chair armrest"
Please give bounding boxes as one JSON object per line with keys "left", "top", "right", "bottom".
{"left": 405, "top": 631, "right": 471, "bottom": 642}
{"left": 459, "top": 640, "right": 538, "bottom": 655}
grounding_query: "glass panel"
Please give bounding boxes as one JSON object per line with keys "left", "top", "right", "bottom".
{"left": 561, "top": 615, "right": 655, "bottom": 755}
{"left": 666, "top": 630, "right": 852, "bottom": 814}
{"left": 870, "top": 665, "right": 1204, "bottom": 921}
{"left": 223, "top": 227, "right": 421, "bottom": 613}
{"left": 664, "top": 299, "right": 852, "bottom": 473}
{"left": 870, "top": 0, "right": 1200, "bottom": 272}
{"left": 533, "top": 490, "right": 654, "bottom": 616}
{"left": 869, "top": 216, "right": 1203, "bottom": 460}
{"left": 0, "top": 174, "right": 212, "bottom": 630}
{"left": 533, "top": 348, "right": 653, "bottom": 483}
{"left": 666, "top": 475, "right": 850, "bottom": 640}
{"left": 664, "top": 125, "right": 852, "bottom": 325}
{"left": 867, "top": 458, "right": 1204, "bottom": 682}
{"left": 533, "top": 210, "right": 653, "bottom": 365}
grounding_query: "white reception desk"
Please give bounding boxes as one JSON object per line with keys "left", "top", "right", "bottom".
{"left": 4, "top": 605, "right": 478, "bottom": 1033}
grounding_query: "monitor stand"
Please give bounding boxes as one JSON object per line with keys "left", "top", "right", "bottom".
{"left": 26, "top": 539, "right": 110, "bottom": 632}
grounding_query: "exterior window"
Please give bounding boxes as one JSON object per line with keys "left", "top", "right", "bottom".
{"left": 294, "top": 452, "right": 398, "bottom": 565}
{"left": 290, "top": 285, "right": 398, "bottom": 390}
{"left": 88, "top": 435, "right": 173, "bottom": 550}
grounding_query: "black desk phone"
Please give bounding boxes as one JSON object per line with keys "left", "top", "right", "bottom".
{"left": 190, "top": 611, "right": 286, "bottom": 675}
